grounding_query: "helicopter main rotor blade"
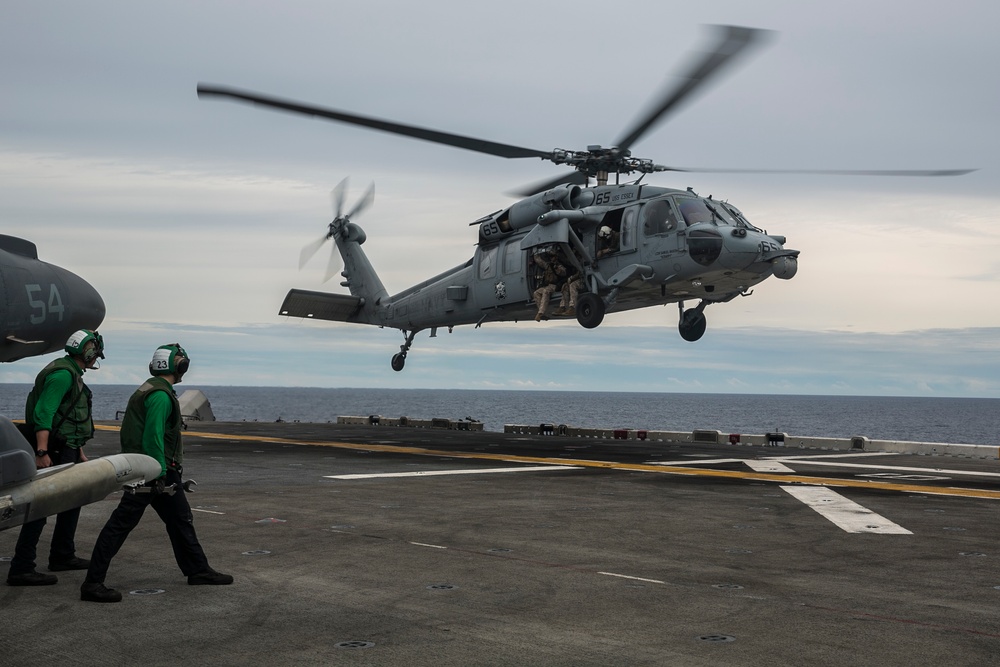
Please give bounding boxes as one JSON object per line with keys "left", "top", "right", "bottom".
{"left": 614, "top": 25, "right": 771, "bottom": 152}
{"left": 661, "top": 167, "right": 977, "bottom": 177}
{"left": 198, "top": 84, "right": 552, "bottom": 160}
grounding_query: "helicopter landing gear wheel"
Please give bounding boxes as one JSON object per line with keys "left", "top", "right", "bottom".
{"left": 679, "top": 308, "right": 707, "bottom": 342}
{"left": 576, "top": 293, "right": 605, "bottom": 329}
{"left": 391, "top": 329, "right": 418, "bottom": 372}
{"left": 391, "top": 353, "right": 406, "bottom": 372}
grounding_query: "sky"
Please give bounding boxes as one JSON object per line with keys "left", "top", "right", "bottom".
{"left": 2, "top": 0, "right": 999, "bottom": 396}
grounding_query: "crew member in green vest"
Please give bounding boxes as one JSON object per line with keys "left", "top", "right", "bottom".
{"left": 81, "top": 343, "right": 233, "bottom": 603}
{"left": 6, "top": 329, "right": 104, "bottom": 587}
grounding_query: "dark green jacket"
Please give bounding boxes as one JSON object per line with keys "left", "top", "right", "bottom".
{"left": 24, "top": 356, "right": 94, "bottom": 448}
{"left": 120, "top": 376, "right": 182, "bottom": 476}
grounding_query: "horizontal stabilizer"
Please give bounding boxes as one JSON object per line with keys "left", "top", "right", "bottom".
{"left": 279, "top": 289, "right": 363, "bottom": 322}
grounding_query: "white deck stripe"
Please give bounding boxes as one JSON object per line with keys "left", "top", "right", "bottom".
{"left": 410, "top": 542, "right": 448, "bottom": 549}
{"left": 325, "top": 465, "right": 579, "bottom": 480}
{"left": 598, "top": 572, "right": 666, "bottom": 584}
{"left": 767, "top": 452, "right": 900, "bottom": 460}
{"left": 650, "top": 451, "right": 998, "bottom": 481}
{"left": 780, "top": 486, "right": 913, "bottom": 534}
{"left": 774, "top": 459, "right": 1000, "bottom": 479}
{"left": 645, "top": 458, "right": 744, "bottom": 466}
{"left": 745, "top": 460, "right": 795, "bottom": 473}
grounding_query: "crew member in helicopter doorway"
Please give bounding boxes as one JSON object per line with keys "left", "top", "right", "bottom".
{"left": 532, "top": 247, "right": 568, "bottom": 321}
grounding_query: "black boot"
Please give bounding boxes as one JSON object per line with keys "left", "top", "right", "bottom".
{"left": 7, "top": 571, "right": 58, "bottom": 586}
{"left": 188, "top": 568, "right": 233, "bottom": 585}
{"left": 80, "top": 581, "right": 122, "bottom": 603}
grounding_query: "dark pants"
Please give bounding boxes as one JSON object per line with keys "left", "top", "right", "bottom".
{"left": 9, "top": 447, "right": 84, "bottom": 575}
{"left": 85, "top": 468, "right": 210, "bottom": 584}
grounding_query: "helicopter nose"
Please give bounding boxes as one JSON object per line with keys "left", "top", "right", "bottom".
{"left": 717, "top": 229, "right": 762, "bottom": 271}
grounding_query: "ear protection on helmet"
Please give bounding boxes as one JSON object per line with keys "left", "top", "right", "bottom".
{"left": 149, "top": 343, "right": 190, "bottom": 379}
{"left": 65, "top": 329, "right": 105, "bottom": 363}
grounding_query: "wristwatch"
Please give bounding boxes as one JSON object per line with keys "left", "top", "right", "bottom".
{"left": 35, "top": 449, "right": 48, "bottom": 457}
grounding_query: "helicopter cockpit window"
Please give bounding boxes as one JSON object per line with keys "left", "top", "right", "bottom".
{"left": 641, "top": 199, "right": 680, "bottom": 236}
{"left": 675, "top": 197, "right": 715, "bottom": 226}
{"left": 721, "top": 202, "right": 762, "bottom": 232}
{"left": 478, "top": 245, "right": 498, "bottom": 279}
{"left": 710, "top": 202, "right": 737, "bottom": 225}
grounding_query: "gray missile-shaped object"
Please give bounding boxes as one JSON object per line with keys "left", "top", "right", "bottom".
{"left": 0, "top": 417, "right": 162, "bottom": 531}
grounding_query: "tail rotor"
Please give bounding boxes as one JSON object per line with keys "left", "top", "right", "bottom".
{"left": 298, "top": 233, "right": 329, "bottom": 270}
{"left": 298, "top": 178, "right": 374, "bottom": 283}
{"left": 346, "top": 180, "right": 374, "bottom": 220}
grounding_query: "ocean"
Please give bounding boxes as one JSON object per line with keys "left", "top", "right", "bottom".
{"left": 2, "top": 384, "right": 998, "bottom": 446}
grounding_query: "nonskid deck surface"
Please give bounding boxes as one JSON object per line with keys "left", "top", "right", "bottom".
{"left": 4, "top": 421, "right": 999, "bottom": 666}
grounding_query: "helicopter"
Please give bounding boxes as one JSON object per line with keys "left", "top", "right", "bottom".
{"left": 0, "top": 234, "right": 106, "bottom": 363}
{"left": 198, "top": 25, "right": 973, "bottom": 372}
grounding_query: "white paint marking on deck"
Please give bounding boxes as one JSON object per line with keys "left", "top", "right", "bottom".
{"left": 325, "top": 465, "right": 580, "bottom": 480}
{"left": 768, "top": 452, "right": 900, "bottom": 460}
{"left": 598, "top": 572, "right": 666, "bottom": 585}
{"left": 780, "top": 486, "right": 913, "bottom": 534}
{"left": 411, "top": 542, "right": 448, "bottom": 549}
{"left": 744, "top": 460, "right": 795, "bottom": 473}
{"left": 644, "top": 450, "right": 996, "bottom": 486}
{"left": 857, "top": 472, "right": 950, "bottom": 481}
{"left": 645, "top": 458, "right": 744, "bottom": 466}
{"left": 773, "top": 459, "right": 1000, "bottom": 479}
{"left": 192, "top": 508, "right": 225, "bottom": 515}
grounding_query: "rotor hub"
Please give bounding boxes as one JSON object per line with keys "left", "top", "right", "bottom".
{"left": 549, "top": 146, "right": 665, "bottom": 180}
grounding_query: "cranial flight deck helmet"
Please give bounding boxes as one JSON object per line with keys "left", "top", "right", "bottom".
{"left": 65, "top": 329, "right": 105, "bottom": 366}
{"left": 598, "top": 225, "right": 613, "bottom": 239}
{"left": 149, "top": 343, "right": 190, "bottom": 382}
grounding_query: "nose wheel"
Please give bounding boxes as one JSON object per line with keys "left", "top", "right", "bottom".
{"left": 391, "top": 330, "right": 418, "bottom": 371}
{"left": 678, "top": 302, "right": 708, "bottom": 342}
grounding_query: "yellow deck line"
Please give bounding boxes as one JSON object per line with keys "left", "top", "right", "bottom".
{"left": 134, "top": 426, "right": 1000, "bottom": 501}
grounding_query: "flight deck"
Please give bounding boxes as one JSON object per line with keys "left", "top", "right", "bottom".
{"left": 3, "top": 420, "right": 999, "bottom": 666}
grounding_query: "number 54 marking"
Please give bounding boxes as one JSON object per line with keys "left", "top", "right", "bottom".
{"left": 25, "top": 283, "right": 65, "bottom": 324}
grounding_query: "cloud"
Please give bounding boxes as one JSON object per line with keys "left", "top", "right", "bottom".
{"left": 2, "top": 0, "right": 998, "bottom": 399}
{"left": 5, "top": 321, "right": 998, "bottom": 399}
